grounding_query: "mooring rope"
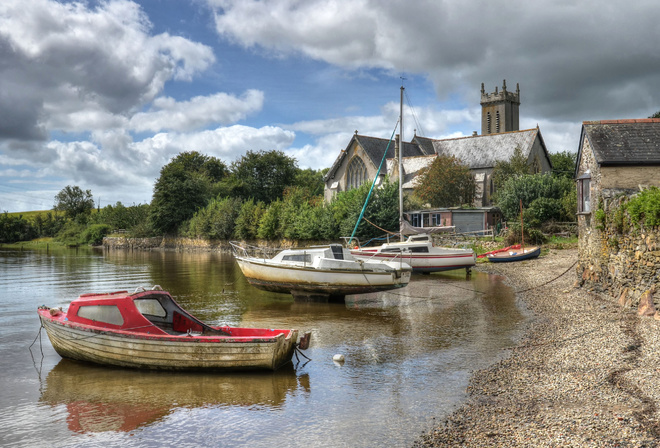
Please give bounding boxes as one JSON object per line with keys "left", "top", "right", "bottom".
{"left": 377, "top": 258, "right": 579, "bottom": 305}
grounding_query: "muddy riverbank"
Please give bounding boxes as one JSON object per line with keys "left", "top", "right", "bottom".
{"left": 415, "top": 248, "right": 660, "bottom": 447}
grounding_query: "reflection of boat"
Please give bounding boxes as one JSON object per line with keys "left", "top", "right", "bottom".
{"left": 230, "top": 242, "right": 411, "bottom": 300}
{"left": 486, "top": 245, "right": 540, "bottom": 262}
{"left": 38, "top": 286, "right": 307, "bottom": 371}
{"left": 351, "top": 234, "right": 476, "bottom": 273}
{"left": 40, "top": 359, "right": 308, "bottom": 433}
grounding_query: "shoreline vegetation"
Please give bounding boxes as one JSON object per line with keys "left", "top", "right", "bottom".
{"left": 414, "top": 248, "right": 660, "bottom": 447}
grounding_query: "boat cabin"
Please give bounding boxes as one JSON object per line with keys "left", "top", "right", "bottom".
{"left": 64, "top": 288, "right": 228, "bottom": 336}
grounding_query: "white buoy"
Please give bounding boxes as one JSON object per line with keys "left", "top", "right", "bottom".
{"left": 333, "top": 354, "right": 345, "bottom": 363}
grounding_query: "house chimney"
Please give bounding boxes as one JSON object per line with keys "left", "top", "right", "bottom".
{"left": 472, "top": 131, "right": 478, "bottom": 136}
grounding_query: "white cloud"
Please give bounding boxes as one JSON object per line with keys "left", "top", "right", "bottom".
{"left": 130, "top": 90, "right": 265, "bottom": 132}
{"left": 0, "top": 0, "right": 215, "bottom": 140}
{"left": 210, "top": 0, "right": 660, "bottom": 121}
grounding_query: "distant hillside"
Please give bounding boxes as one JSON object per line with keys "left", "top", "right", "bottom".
{"left": 5, "top": 210, "right": 55, "bottom": 220}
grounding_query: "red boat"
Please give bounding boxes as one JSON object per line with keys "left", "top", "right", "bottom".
{"left": 38, "top": 286, "right": 309, "bottom": 371}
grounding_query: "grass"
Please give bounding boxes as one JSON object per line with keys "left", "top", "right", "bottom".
{"left": 5, "top": 210, "right": 55, "bottom": 220}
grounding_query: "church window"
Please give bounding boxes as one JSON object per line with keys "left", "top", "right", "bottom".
{"left": 487, "top": 112, "right": 491, "bottom": 134}
{"left": 346, "top": 157, "right": 368, "bottom": 190}
{"left": 496, "top": 111, "right": 501, "bottom": 133}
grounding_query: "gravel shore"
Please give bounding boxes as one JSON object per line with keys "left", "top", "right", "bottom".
{"left": 414, "top": 247, "right": 660, "bottom": 447}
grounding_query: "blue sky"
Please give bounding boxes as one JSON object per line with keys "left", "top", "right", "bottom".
{"left": 1, "top": 0, "right": 660, "bottom": 212}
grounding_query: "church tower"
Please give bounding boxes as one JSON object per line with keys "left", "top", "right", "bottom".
{"left": 480, "top": 80, "right": 520, "bottom": 135}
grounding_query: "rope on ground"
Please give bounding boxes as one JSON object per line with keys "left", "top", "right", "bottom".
{"left": 514, "top": 259, "right": 578, "bottom": 294}
{"left": 375, "top": 258, "right": 579, "bottom": 305}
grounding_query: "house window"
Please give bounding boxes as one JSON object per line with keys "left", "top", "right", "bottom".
{"left": 577, "top": 173, "right": 591, "bottom": 213}
{"left": 410, "top": 213, "right": 421, "bottom": 227}
{"left": 346, "top": 157, "right": 368, "bottom": 190}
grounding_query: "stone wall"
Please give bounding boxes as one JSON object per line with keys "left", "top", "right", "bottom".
{"left": 102, "top": 236, "right": 327, "bottom": 251}
{"left": 577, "top": 195, "right": 660, "bottom": 308}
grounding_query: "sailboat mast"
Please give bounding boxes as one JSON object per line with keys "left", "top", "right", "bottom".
{"left": 399, "top": 85, "right": 404, "bottom": 242}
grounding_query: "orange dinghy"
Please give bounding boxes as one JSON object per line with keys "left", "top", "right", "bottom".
{"left": 38, "top": 286, "right": 308, "bottom": 371}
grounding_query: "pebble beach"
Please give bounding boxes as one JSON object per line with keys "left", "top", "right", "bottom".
{"left": 414, "top": 248, "right": 660, "bottom": 447}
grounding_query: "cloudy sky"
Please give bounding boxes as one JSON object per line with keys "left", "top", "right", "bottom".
{"left": 1, "top": 0, "right": 659, "bottom": 212}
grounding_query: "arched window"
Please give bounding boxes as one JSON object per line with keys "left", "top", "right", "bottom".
{"left": 487, "top": 112, "right": 492, "bottom": 134}
{"left": 496, "top": 111, "right": 501, "bottom": 133}
{"left": 346, "top": 157, "right": 368, "bottom": 190}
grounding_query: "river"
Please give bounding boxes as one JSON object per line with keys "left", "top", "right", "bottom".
{"left": 0, "top": 246, "right": 525, "bottom": 447}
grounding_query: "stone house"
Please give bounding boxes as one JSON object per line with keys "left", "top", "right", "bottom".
{"left": 575, "top": 119, "right": 660, "bottom": 297}
{"left": 576, "top": 119, "right": 660, "bottom": 232}
{"left": 323, "top": 81, "right": 553, "bottom": 206}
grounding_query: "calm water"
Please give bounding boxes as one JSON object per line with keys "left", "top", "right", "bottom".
{"left": 0, "top": 246, "right": 525, "bottom": 448}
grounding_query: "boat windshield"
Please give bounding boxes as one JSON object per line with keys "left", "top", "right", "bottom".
{"left": 134, "top": 298, "right": 167, "bottom": 318}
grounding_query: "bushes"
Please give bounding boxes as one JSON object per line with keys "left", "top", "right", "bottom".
{"left": 80, "top": 224, "right": 112, "bottom": 245}
{"left": 185, "top": 197, "right": 242, "bottom": 240}
{"left": 497, "top": 174, "right": 575, "bottom": 223}
{"left": 627, "top": 187, "right": 660, "bottom": 228}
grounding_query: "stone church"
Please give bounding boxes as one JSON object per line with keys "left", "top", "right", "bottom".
{"left": 323, "top": 80, "right": 553, "bottom": 206}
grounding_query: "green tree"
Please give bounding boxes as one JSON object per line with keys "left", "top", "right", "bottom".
{"left": 649, "top": 111, "right": 660, "bottom": 118}
{"left": 184, "top": 197, "right": 242, "bottom": 240}
{"left": 491, "top": 146, "right": 529, "bottom": 192}
{"left": 496, "top": 174, "right": 574, "bottom": 224}
{"left": 292, "top": 168, "right": 326, "bottom": 196}
{"left": 150, "top": 152, "right": 227, "bottom": 234}
{"left": 234, "top": 199, "right": 266, "bottom": 240}
{"left": 54, "top": 185, "right": 94, "bottom": 221}
{"left": 413, "top": 155, "right": 475, "bottom": 207}
{"left": 549, "top": 151, "right": 577, "bottom": 180}
{"left": 222, "top": 150, "right": 298, "bottom": 203}
{"left": 332, "top": 179, "right": 400, "bottom": 242}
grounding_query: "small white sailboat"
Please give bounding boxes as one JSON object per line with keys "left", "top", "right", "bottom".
{"left": 348, "top": 85, "right": 476, "bottom": 274}
{"left": 230, "top": 242, "right": 412, "bottom": 300}
{"left": 350, "top": 233, "right": 476, "bottom": 273}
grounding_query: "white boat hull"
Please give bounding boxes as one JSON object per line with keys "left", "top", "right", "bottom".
{"left": 234, "top": 256, "right": 411, "bottom": 297}
{"left": 351, "top": 249, "right": 476, "bottom": 273}
{"left": 39, "top": 315, "right": 298, "bottom": 371}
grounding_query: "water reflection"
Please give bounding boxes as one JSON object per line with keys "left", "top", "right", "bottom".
{"left": 1, "top": 247, "right": 525, "bottom": 447}
{"left": 40, "top": 359, "right": 310, "bottom": 433}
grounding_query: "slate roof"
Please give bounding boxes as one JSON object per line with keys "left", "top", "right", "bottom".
{"left": 324, "top": 128, "right": 548, "bottom": 183}
{"left": 411, "top": 135, "right": 437, "bottom": 156}
{"left": 433, "top": 128, "right": 542, "bottom": 169}
{"left": 580, "top": 119, "right": 660, "bottom": 166}
{"left": 324, "top": 134, "right": 424, "bottom": 181}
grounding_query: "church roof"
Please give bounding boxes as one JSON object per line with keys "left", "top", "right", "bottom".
{"left": 324, "top": 134, "right": 424, "bottom": 181}
{"left": 433, "top": 128, "right": 541, "bottom": 169}
{"left": 580, "top": 119, "right": 660, "bottom": 166}
{"left": 355, "top": 134, "right": 425, "bottom": 166}
{"left": 324, "top": 128, "right": 548, "bottom": 183}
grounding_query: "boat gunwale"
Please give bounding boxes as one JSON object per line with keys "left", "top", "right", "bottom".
{"left": 38, "top": 310, "right": 292, "bottom": 344}
{"left": 234, "top": 254, "right": 411, "bottom": 274}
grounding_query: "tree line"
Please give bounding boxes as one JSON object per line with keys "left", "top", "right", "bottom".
{"left": 1, "top": 148, "right": 578, "bottom": 246}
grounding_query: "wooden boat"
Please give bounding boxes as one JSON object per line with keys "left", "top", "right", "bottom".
{"left": 486, "top": 245, "right": 541, "bottom": 262}
{"left": 350, "top": 234, "right": 476, "bottom": 273}
{"left": 230, "top": 242, "right": 412, "bottom": 300}
{"left": 38, "top": 286, "right": 308, "bottom": 371}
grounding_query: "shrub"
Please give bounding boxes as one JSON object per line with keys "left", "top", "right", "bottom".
{"left": 80, "top": 224, "right": 112, "bottom": 245}
{"left": 627, "top": 187, "right": 660, "bottom": 228}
